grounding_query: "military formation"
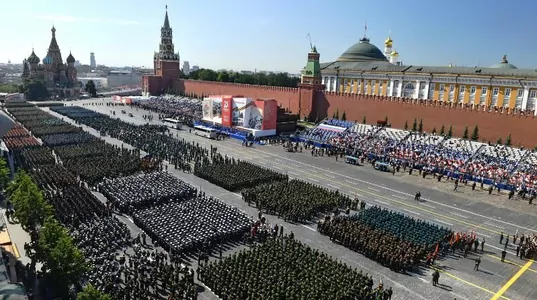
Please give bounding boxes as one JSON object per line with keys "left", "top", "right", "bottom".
{"left": 242, "top": 179, "right": 352, "bottom": 222}
{"left": 201, "top": 237, "right": 393, "bottom": 300}
{"left": 318, "top": 207, "right": 453, "bottom": 272}
{"left": 194, "top": 154, "right": 288, "bottom": 191}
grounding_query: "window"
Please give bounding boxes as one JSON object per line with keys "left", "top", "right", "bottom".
{"left": 439, "top": 84, "right": 445, "bottom": 91}
{"left": 379, "top": 83, "right": 384, "bottom": 95}
{"left": 493, "top": 87, "right": 499, "bottom": 96}
{"left": 470, "top": 86, "right": 476, "bottom": 94}
{"left": 459, "top": 85, "right": 466, "bottom": 93}
{"left": 517, "top": 89, "right": 524, "bottom": 97}
{"left": 430, "top": 83, "right": 435, "bottom": 91}
{"left": 482, "top": 87, "right": 487, "bottom": 94}
{"left": 449, "top": 85, "right": 455, "bottom": 92}
{"left": 531, "top": 90, "right": 537, "bottom": 98}
{"left": 350, "top": 80, "right": 355, "bottom": 92}
{"left": 371, "top": 80, "right": 377, "bottom": 94}
{"left": 505, "top": 88, "right": 511, "bottom": 97}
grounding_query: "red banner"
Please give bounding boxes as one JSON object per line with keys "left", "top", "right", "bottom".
{"left": 261, "top": 99, "right": 277, "bottom": 130}
{"left": 221, "top": 96, "right": 233, "bottom": 127}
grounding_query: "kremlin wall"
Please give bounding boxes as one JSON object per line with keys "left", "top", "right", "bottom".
{"left": 145, "top": 9, "right": 537, "bottom": 148}
{"left": 174, "top": 79, "right": 537, "bottom": 148}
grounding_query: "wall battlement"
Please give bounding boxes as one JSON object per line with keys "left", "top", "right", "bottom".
{"left": 176, "top": 79, "right": 537, "bottom": 147}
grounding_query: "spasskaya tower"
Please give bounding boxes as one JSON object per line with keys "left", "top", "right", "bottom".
{"left": 142, "top": 6, "right": 181, "bottom": 95}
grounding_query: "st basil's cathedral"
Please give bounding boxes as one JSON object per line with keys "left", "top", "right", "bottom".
{"left": 21, "top": 26, "right": 80, "bottom": 98}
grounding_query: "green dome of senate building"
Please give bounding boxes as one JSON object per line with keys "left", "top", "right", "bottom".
{"left": 489, "top": 55, "right": 517, "bottom": 69}
{"left": 337, "top": 37, "right": 388, "bottom": 62}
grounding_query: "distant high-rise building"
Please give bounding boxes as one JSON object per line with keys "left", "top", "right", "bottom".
{"left": 90, "top": 52, "right": 96, "bottom": 68}
{"left": 74, "top": 60, "right": 81, "bottom": 67}
{"left": 191, "top": 65, "right": 199, "bottom": 72}
{"left": 182, "top": 61, "right": 190, "bottom": 75}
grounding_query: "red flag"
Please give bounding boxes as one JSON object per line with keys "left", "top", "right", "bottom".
{"left": 434, "top": 243, "right": 440, "bottom": 256}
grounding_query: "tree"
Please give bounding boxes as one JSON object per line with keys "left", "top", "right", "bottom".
{"left": 505, "top": 134, "right": 512, "bottom": 146}
{"left": 188, "top": 68, "right": 300, "bottom": 88}
{"left": 21, "top": 80, "right": 49, "bottom": 100}
{"left": 0, "top": 158, "right": 9, "bottom": 191}
{"left": 341, "top": 111, "right": 347, "bottom": 121}
{"left": 362, "top": 116, "right": 366, "bottom": 124}
{"left": 471, "top": 125, "right": 479, "bottom": 141}
{"left": 431, "top": 127, "right": 437, "bottom": 134}
{"left": 384, "top": 116, "right": 389, "bottom": 124}
{"left": 335, "top": 109, "right": 340, "bottom": 119}
{"left": 496, "top": 137, "right": 503, "bottom": 145}
{"left": 0, "top": 83, "right": 20, "bottom": 94}
{"left": 332, "top": 111, "right": 337, "bottom": 119}
{"left": 38, "top": 217, "right": 89, "bottom": 298}
{"left": 411, "top": 118, "right": 418, "bottom": 131}
{"left": 8, "top": 172, "right": 54, "bottom": 232}
{"left": 404, "top": 121, "right": 408, "bottom": 131}
{"left": 440, "top": 124, "right": 445, "bottom": 135}
{"left": 77, "top": 285, "right": 112, "bottom": 300}
{"left": 85, "top": 80, "right": 97, "bottom": 97}
{"left": 418, "top": 119, "right": 423, "bottom": 132}
{"left": 462, "top": 126, "right": 469, "bottom": 139}
{"left": 447, "top": 125, "right": 453, "bottom": 138}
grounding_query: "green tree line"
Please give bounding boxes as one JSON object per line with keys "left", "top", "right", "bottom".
{"left": 184, "top": 68, "right": 300, "bottom": 88}
{"left": 0, "top": 160, "right": 109, "bottom": 299}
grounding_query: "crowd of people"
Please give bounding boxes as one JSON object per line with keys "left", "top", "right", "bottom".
{"left": 201, "top": 237, "right": 392, "bottom": 300}
{"left": 299, "top": 119, "right": 537, "bottom": 194}
{"left": 50, "top": 106, "right": 209, "bottom": 172}
{"left": 3, "top": 103, "right": 200, "bottom": 299}
{"left": 98, "top": 171, "right": 253, "bottom": 253}
{"left": 243, "top": 179, "right": 352, "bottom": 222}
{"left": 131, "top": 95, "right": 203, "bottom": 126}
{"left": 194, "top": 154, "right": 288, "bottom": 191}
{"left": 318, "top": 207, "right": 452, "bottom": 271}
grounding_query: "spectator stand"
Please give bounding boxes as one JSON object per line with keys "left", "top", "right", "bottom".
{"left": 388, "top": 131, "right": 445, "bottom": 166}
{"left": 295, "top": 118, "right": 356, "bottom": 148}
{"left": 511, "top": 151, "right": 537, "bottom": 192}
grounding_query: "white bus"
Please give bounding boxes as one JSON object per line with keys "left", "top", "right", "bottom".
{"left": 194, "top": 125, "right": 217, "bottom": 139}
{"left": 163, "top": 118, "right": 182, "bottom": 130}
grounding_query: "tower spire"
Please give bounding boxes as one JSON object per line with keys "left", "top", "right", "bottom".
{"left": 363, "top": 21, "right": 368, "bottom": 39}
{"left": 163, "top": 5, "right": 170, "bottom": 29}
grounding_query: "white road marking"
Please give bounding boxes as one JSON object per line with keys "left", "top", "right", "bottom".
{"left": 392, "top": 194, "right": 406, "bottom": 199}
{"left": 403, "top": 208, "right": 420, "bottom": 216}
{"left": 233, "top": 193, "right": 242, "bottom": 198}
{"left": 484, "top": 222, "right": 505, "bottom": 230}
{"left": 418, "top": 277, "right": 429, "bottom": 283}
{"left": 451, "top": 212, "right": 468, "bottom": 219}
{"left": 309, "top": 178, "right": 319, "bottom": 182}
{"left": 325, "top": 174, "right": 336, "bottom": 179}
{"left": 272, "top": 166, "right": 283, "bottom": 170}
{"left": 288, "top": 171, "right": 300, "bottom": 176}
{"left": 486, "top": 244, "right": 516, "bottom": 256}
{"left": 345, "top": 180, "right": 355, "bottom": 184}
{"left": 375, "top": 200, "right": 390, "bottom": 206}
{"left": 248, "top": 147, "right": 535, "bottom": 233}
{"left": 479, "top": 268, "right": 506, "bottom": 279}
{"left": 327, "top": 184, "right": 340, "bottom": 189}
{"left": 475, "top": 232, "right": 492, "bottom": 239}
{"left": 434, "top": 219, "right": 453, "bottom": 226}
{"left": 302, "top": 225, "right": 317, "bottom": 232}
{"left": 368, "top": 187, "right": 380, "bottom": 192}
{"left": 420, "top": 203, "right": 436, "bottom": 209}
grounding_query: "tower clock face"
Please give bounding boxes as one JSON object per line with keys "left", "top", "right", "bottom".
{"left": 167, "top": 45, "right": 172, "bottom": 51}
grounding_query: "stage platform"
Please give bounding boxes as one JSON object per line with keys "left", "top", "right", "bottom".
{"left": 235, "top": 126, "right": 276, "bottom": 138}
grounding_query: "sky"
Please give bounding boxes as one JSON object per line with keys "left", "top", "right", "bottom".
{"left": 1, "top": 0, "right": 536, "bottom": 73}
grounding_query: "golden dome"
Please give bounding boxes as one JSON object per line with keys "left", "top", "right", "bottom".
{"left": 384, "top": 37, "right": 393, "bottom": 47}
{"left": 390, "top": 50, "right": 399, "bottom": 57}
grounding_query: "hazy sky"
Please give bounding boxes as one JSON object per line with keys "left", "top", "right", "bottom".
{"left": 1, "top": 0, "right": 535, "bottom": 73}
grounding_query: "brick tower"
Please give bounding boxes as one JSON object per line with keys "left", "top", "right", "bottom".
{"left": 143, "top": 6, "right": 180, "bottom": 95}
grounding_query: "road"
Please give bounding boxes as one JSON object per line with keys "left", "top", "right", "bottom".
{"left": 49, "top": 100, "right": 537, "bottom": 300}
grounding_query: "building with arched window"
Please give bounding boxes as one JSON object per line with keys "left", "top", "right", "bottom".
{"left": 320, "top": 32, "right": 537, "bottom": 114}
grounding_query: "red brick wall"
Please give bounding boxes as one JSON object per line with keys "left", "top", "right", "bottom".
{"left": 175, "top": 80, "right": 301, "bottom": 113}
{"left": 177, "top": 79, "right": 537, "bottom": 148}
{"left": 319, "top": 92, "right": 537, "bottom": 147}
